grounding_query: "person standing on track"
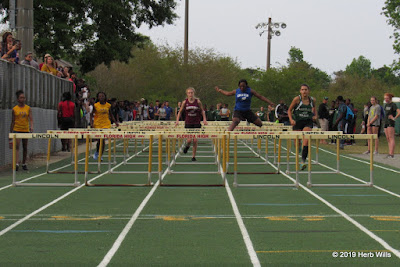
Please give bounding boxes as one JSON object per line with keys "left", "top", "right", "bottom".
{"left": 383, "top": 93, "right": 400, "bottom": 159}
{"left": 90, "top": 92, "right": 119, "bottom": 160}
{"left": 58, "top": 91, "right": 75, "bottom": 151}
{"left": 9, "top": 90, "right": 33, "bottom": 171}
{"left": 215, "top": 79, "right": 274, "bottom": 131}
{"left": 288, "top": 84, "right": 317, "bottom": 170}
{"left": 176, "top": 87, "right": 208, "bottom": 161}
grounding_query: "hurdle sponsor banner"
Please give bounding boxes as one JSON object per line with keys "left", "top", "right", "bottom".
{"left": 82, "top": 133, "right": 153, "bottom": 139}
{"left": 309, "top": 134, "right": 377, "bottom": 140}
{"left": 163, "top": 133, "right": 222, "bottom": 139}
{"left": 9, "top": 133, "right": 83, "bottom": 139}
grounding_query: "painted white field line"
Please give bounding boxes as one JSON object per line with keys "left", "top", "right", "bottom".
{"left": 317, "top": 146, "right": 400, "bottom": 174}
{"left": 0, "top": 146, "right": 149, "bottom": 238}
{"left": 278, "top": 142, "right": 400, "bottom": 199}
{"left": 97, "top": 147, "right": 181, "bottom": 267}
{"left": 218, "top": 162, "right": 261, "bottom": 267}
{"left": 0, "top": 158, "right": 86, "bottom": 192}
{"left": 242, "top": 142, "right": 400, "bottom": 259}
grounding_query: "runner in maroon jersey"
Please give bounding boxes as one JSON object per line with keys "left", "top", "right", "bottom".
{"left": 176, "top": 87, "right": 208, "bottom": 161}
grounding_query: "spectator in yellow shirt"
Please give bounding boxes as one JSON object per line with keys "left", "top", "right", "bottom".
{"left": 9, "top": 90, "right": 33, "bottom": 171}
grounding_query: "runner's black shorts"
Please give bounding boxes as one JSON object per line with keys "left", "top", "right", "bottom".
{"left": 185, "top": 124, "right": 202, "bottom": 129}
{"left": 293, "top": 119, "right": 313, "bottom": 131}
{"left": 233, "top": 110, "right": 259, "bottom": 123}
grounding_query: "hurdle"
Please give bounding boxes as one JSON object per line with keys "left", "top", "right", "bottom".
{"left": 229, "top": 133, "right": 300, "bottom": 187}
{"left": 83, "top": 132, "right": 157, "bottom": 186}
{"left": 160, "top": 133, "right": 226, "bottom": 187}
{"left": 10, "top": 133, "right": 82, "bottom": 187}
{"left": 305, "top": 134, "right": 377, "bottom": 187}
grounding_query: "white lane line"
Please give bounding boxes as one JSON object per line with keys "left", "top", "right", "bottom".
{"left": 218, "top": 153, "right": 261, "bottom": 266}
{"left": 0, "top": 158, "right": 86, "bottom": 192}
{"left": 0, "top": 147, "right": 148, "bottom": 238}
{"left": 97, "top": 148, "right": 181, "bottom": 267}
{"left": 317, "top": 146, "right": 400, "bottom": 174}
{"left": 279, "top": 142, "right": 400, "bottom": 199}
{"left": 242, "top": 142, "right": 400, "bottom": 259}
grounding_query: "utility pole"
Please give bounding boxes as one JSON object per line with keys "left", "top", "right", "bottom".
{"left": 184, "top": 0, "right": 189, "bottom": 64}
{"left": 16, "top": 0, "right": 34, "bottom": 59}
{"left": 266, "top": 17, "right": 272, "bottom": 71}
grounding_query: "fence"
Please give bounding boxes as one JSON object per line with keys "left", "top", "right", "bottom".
{"left": 0, "top": 59, "right": 74, "bottom": 167}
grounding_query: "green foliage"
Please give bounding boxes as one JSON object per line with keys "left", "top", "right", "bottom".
{"left": 345, "top": 56, "right": 372, "bottom": 79}
{"left": 383, "top": 0, "right": 400, "bottom": 55}
{"left": 87, "top": 43, "right": 245, "bottom": 108}
{"left": 1, "top": 0, "right": 178, "bottom": 74}
{"left": 287, "top": 46, "right": 304, "bottom": 65}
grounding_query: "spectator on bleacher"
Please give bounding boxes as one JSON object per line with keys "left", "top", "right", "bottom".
{"left": 318, "top": 97, "right": 329, "bottom": 144}
{"left": 206, "top": 105, "right": 215, "bottom": 121}
{"left": 365, "top": 96, "right": 380, "bottom": 155}
{"left": 58, "top": 92, "right": 75, "bottom": 151}
{"left": 176, "top": 101, "right": 185, "bottom": 121}
{"left": 165, "top": 101, "right": 173, "bottom": 120}
{"left": 141, "top": 98, "right": 149, "bottom": 120}
{"left": 383, "top": 93, "right": 400, "bottom": 159}
{"left": 67, "top": 72, "right": 77, "bottom": 93}
{"left": 157, "top": 103, "right": 167, "bottom": 120}
{"left": 20, "top": 52, "right": 39, "bottom": 70}
{"left": 85, "top": 98, "right": 95, "bottom": 127}
{"left": 154, "top": 100, "right": 160, "bottom": 120}
{"left": 256, "top": 107, "right": 266, "bottom": 121}
{"left": 275, "top": 99, "right": 290, "bottom": 125}
{"left": 267, "top": 104, "right": 276, "bottom": 122}
{"left": 1, "top": 32, "right": 18, "bottom": 63}
{"left": 214, "top": 103, "right": 221, "bottom": 121}
{"left": 39, "top": 54, "right": 50, "bottom": 70}
{"left": 360, "top": 101, "right": 371, "bottom": 134}
{"left": 148, "top": 102, "right": 155, "bottom": 120}
{"left": 41, "top": 55, "right": 61, "bottom": 76}
{"left": 110, "top": 98, "right": 120, "bottom": 125}
{"left": 333, "top": 96, "right": 347, "bottom": 149}
{"left": 220, "top": 103, "right": 230, "bottom": 121}
{"left": 9, "top": 90, "right": 33, "bottom": 171}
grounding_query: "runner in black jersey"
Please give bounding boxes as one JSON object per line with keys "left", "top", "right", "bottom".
{"left": 383, "top": 93, "right": 400, "bottom": 158}
{"left": 288, "top": 84, "right": 317, "bottom": 170}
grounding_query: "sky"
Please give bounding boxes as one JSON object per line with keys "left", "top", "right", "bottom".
{"left": 137, "top": 0, "right": 397, "bottom": 75}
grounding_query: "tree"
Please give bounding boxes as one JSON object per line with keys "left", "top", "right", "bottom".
{"left": 287, "top": 46, "right": 304, "bottom": 65}
{"left": 383, "top": 0, "right": 400, "bottom": 62}
{"left": 1, "top": 0, "right": 178, "bottom": 73}
{"left": 345, "top": 56, "right": 372, "bottom": 79}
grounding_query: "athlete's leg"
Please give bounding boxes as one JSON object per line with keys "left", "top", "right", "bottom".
{"left": 192, "top": 137, "right": 198, "bottom": 159}
{"left": 388, "top": 127, "right": 395, "bottom": 156}
{"left": 22, "top": 139, "right": 28, "bottom": 165}
{"left": 301, "top": 126, "right": 312, "bottom": 164}
{"left": 228, "top": 118, "right": 240, "bottom": 131}
{"left": 372, "top": 126, "right": 379, "bottom": 153}
{"left": 253, "top": 118, "right": 263, "bottom": 127}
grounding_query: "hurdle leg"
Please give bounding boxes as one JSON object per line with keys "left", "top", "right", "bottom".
{"left": 369, "top": 135, "right": 374, "bottom": 186}
{"left": 74, "top": 135, "right": 80, "bottom": 186}
{"left": 12, "top": 135, "right": 17, "bottom": 186}
{"left": 233, "top": 136, "right": 238, "bottom": 187}
{"left": 148, "top": 135, "right": 153, "bottom": 185}
{"left": 226, "top": 133, "right": 230, "bottom": 170}
{"left": 315, "top": 139, "right": 319, "bottom": 163}
{"left": 295, "top": 136, "right": 299, "bottom": 187}
{"left": 108, "top": 137, "right": 112, "bottom": 173}
{"left": 70, "top": 138, "right": 74, "bottom": 164}
{"left": 277, "top": 138, "right": 282, "bottom": 173}
{"left": 113, "top": 138, "right": 117, "bottom": 164}
{"left": 286, "top": 138, "right": 291, "bottom": 173}
{"left": 217, "top": 138, "right": 221, "bottom": 166}
{"left": 222, "top": 135, "right": 227, "bottom": 184}
{"left": 158, "top": 135, "right": 163, "bottom": 183}
{"left": 98, "top": 138, "right": 103, "bottom": 173}
{"left": 46, "top": 139, "right": 51, "bottom": 173}
{"left": 336, "top": 139, "right": 340, "bottom": 173}
{"left": 172, "top": 138, "right": 176, "bottom": 166}
{"left": 307, "top": 136, "right": 312, "bottom": 187}
{"left": 84, "top": 136, "right": 90, "bottom": 185}
{"left": 265, "top": 138, "right": 269, "bottom": 164}
{"left": 273, "top": 139, "right": 277, "bottom": 164}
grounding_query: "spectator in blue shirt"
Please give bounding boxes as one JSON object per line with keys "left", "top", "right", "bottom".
{"left": 165, "top": 101, "right": 173, "bottom": 120}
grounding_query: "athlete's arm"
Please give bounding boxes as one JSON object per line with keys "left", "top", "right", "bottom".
{"left": 312, "top": 98, "right": 317, "bottom": 121}
{"left": 288, "top": 97, "right": 299, "bottom": 126}
{"left": 29, "top": 107, "right": 34, "bottom": 132}
{"left": 251, "top": 89, "right": 274, "bottom": 105}
{"left": 215, "top": 86, "right": 235, "bottom": 96}
{"left": 109, "top": 108, "right": 119, "bottom": 127}
{"left": 198, "top": 100, "right": 208, "bottom": 125}
{"left": 175, "top": 100, "right": 186, "bottom": 126}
